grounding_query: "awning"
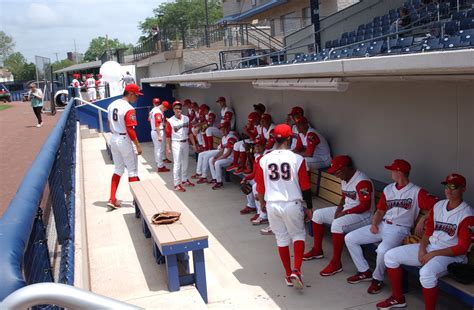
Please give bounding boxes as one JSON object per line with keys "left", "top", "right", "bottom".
{"left": 53, "top": 60, "right": 102, "bottom": 74}
{"left": 218, "top": 0, "right": 287, "bottom": 23}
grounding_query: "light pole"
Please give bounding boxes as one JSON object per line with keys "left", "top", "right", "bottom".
{"left": 205, "top": 0, "right": 210, "bottom": 47}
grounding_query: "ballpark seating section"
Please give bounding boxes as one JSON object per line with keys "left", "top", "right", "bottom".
{"left": 231, "top": 0, "right": 474, "bottom": 69}
{"left": 130, "top": 179, "right": 209, "bottom": 303}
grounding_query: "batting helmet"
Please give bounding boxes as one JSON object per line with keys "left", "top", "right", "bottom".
{"left": 162, "top": 101, "right": 170, "bottom": 109}
{"left": 152, "top": 98, "right": 160, "bottom": 105}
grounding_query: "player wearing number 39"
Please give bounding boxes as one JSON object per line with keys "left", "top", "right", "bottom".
{"left": 106, "top": 84, "right": 143, "bottom": 209}
{"left": 255, "top": 124, "right": 313, "bottom": 290}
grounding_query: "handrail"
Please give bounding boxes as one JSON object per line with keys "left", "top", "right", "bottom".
{"left": 0, "top": 283, "right": 142, "bottom": 309}
{"left": 181, "top": 63, "right": 219, "bottom": 74}
{"left": 74, "top": 97, "right": 108, "bottom": 113}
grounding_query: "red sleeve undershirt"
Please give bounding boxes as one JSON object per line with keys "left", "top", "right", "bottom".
{"left": 450, "top": 216, "right": 474, "bottom": 255}
{"left": 418, "top": 189, "right": 439, "bottom": 210}
{"left": 424, "top": 208, "right": 435, "bottom": 237}
{"left": 294, "top": 135, "right": 303, "bottom": 152}
{"left": 298, "top": 159, "right": 311, "bottom": 191}
{"left": 154, "top": 113, "right": 163, "bottom": 129}
{"left": 376, "top": 193, "right": 388, "bottom": 211}
{"left": 165, "top": 121, "right": 172, "bottom": 138}
{"left": 345, "top": 180, "right": 373, "bottom": 214}
{"left": 226, "top": 137, "right": 237, "bottom": 150}
{"left": 245, "top": 156, "right": 260, "bottom": 181}
{"left": 255, "top": 160, "right": 265, "bottom": 195}
{"left": 303, "top": 132, "right": 321, "bottom": 157}
{"left": 125, "top": 110, "right": 137, "bottom": 141}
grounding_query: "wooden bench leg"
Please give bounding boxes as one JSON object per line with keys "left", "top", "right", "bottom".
{"left": 153, "top": 242, "right": 165, "bottom": 265}
{"left": 166, "top": 254, "right": 180, "bottom": 292}
{"left": 193, "top": 249, "right": 208, "bottom": 303}
{"left": 142, "top": 218, "right": 151, "bottom": 238}
{"left": 134, "top": 200, "right": 141, "bottom": 219}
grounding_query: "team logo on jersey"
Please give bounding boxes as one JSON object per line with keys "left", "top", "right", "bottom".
{"left": 434, "top": 221, "right": 457, "bottom": 237}
{"left": 360, "top": 187, "right": 370, "bottom": 198}
{"left": 386, "top": 198, "right": 413, "bottom": 210}
{"left": 342, "top": 190, "right": 357, "bottom": 200}
{"left": 307, "top": 134, "right": 316, "bottom": 142}
{"left": 173, "top": 122, "right": 189, "bottom": 132}
{"left": 130, "top": 113, "right": 136, "bottom": 121}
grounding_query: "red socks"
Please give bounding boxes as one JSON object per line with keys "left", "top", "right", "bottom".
{"left": 293, "top": 240, "right": 304, "bottom": 273}
{"left": 312, "top": 222, "right": 325, "bottom": 251}
{"left": 387, "top": 267, "right": 404, "bottom": 299}
{"left": 206, "top": 136, "right": 214, "bottom": 150}
{"left": 232, "top": 151, "right": 239, "bottom": 166}
{"left": 128, "top": 176, "right": 140, "bottom": 182}
{"left": 278, "top": 246, "right": 292, "bottom": 277}
{"left": 110, "top": 173, "right": 121, "bottom": 202}
{"left": 331, "top": 233, "right": 345, "bottom": 265}
{"left": 239, "top": 152, "right": 247, "bottom": 169}
{"left": 422, "top": 286, "right": 438, "bottom": 310}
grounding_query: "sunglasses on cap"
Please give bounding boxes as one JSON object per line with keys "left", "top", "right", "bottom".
{"left": 173, "top": 106, "right": 182, "bottom": 110}
{"left": 445, "top": 184, "right": 460, "bottom": 190}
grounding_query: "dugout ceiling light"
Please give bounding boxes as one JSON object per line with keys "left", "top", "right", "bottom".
{"left": 150, "top": 83, "right": 167, "bottom": 87}
{"left": 252, "top": 78, "right": 349, "bottom": 92}
{"left": 179, "top": 82, "right": 211, "bottom": 89}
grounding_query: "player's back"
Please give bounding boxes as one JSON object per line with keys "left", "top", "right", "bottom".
{"left": 107, "top": 99, "right": 133, "bottom": 134}
{"left": 259, "top": 149, "right": 305, "bottom": 202}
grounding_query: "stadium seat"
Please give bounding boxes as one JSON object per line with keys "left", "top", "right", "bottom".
{"left": 348, "top": 36, "right": 356, "bottom": 44}
{"left": 423, "top": 37, "right": 444, "bottom": 51}
{"left": 373, "top": 16, "right": 381, "bottom": 26}
{"left": 357, "top": 24, "right": 366, "bottom": 31}
{"left": 332, "top": 39, "right": 339, "bottom": 47}
{"left": 401, "top": 44, "right": 423, "bottom": 53}
{"left": 460, "top": 18, "right": 474, "bottom": 30}
{"left": 399, "top": 36, "right": 414, "bottom": 48}
{"left": 348, "top": 31, "right": 356, "bottom": 38}
{"left": 439, "top": 3, "right": 450, "bottom": 17}
{"left": 354, "top": 46, "right": 368, "bottom": 57}
{"left": 445, "top": 21, "right": 459, "bottom": 35}
{"left": 452, "top": 11, "right": 466, "bottom": 21}
{"left": 339, "top": 37, "right": 348, "bottom": 46}
{"left": 441, "top": 36, "right": 462, "bottom": 48}
{"left": 325, "top": 41, "right": 332, "bottom": 49}
{"left": 356, "top": 35, "right": 364, "bottom": 42}
{"left": 468, "top": 9, "right": 474, "bottom": 19}
{"left": 364, "top": 33, "right": 373, "bottom": 40}
{"left": 367, "top": 44, "right": 382, "bottom": 56}
{"left": 365, "top": 22, "right": 373, "bottom": 29}
{"left": 357, "top": 28, "right": 365, "bottom": 36}
{"left": 341, "top": 32, "right": 349, "bottom": 39}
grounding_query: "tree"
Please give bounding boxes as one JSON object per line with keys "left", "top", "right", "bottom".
{"left": 83, "top": 36, "right": 133, "bottom": 62}
{"left": 0, "top": 31, "right": 15, "bottom": 66}
{"left": 52, "top": 59, "right": 74, "bottom": 72}
{"left": 138, "top": 0, "right": 223, "bottom": 42}
{"left": 4, "top": 52, "right": 36, "bottom": 81}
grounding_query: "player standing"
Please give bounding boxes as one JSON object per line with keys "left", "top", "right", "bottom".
{"left": 376, "top": 173, "right": 473, "bottom": 310}
{"left": 85, "top": 74, "right": 96, "bottom": 102}
{"left": 344, "top": 159, "right": 437, "bottom": 294}
{"left": 96, "top": 73, "right": 106, "bottom": 99}
{"left": 71, "top": 73, "right": 81, "bottom": 99}
{"left": 106, "top": 84, "right": 143, "bottom": 209}
{"left": 149, "top": 98, "right": 170, "bottom": 173}
{"left": 255, "top": 124, "right": 313, "bottom": 289}
{"left": 166, "top": 101, "right": 198, "bottom": 192}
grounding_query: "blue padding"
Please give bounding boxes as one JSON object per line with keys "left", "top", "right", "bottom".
{"left": 0, "top": 100, "right": 75, "bottom": 301}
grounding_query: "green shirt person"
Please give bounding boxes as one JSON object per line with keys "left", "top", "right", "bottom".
{"left": 28, "top": 83, "right": 44, "bottom": 127}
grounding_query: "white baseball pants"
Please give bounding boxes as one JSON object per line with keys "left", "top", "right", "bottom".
{"left": 267, "top": 200, "right": 305, "bottom": 247}
{"left": 253, "top": 182, "right": 266, "bottom": 219}
{"left": 209, "top": 157, "right": 232, "bottom": 182}
{"left": 196, "top": 150, "right": 219, "bottom": 177}
{"left": 312, "top": 206, "right": 371, "bottom": 234}
{"left": 205, "top": 126, "right": 222, "bottom": 138}
{"left": 246, "top": 180, "right": 257, "bottom": 209}
{"left": 305, "top": 156, "right": 331, "bottom": 170}
{"left": 384, "top": 243, "right": 465, "bottom": 288}
{"left": 151, "top": 131, "right": 165, "bottom": 168}
{"left": 110, "top": 134, "right": 138, "bottom": 177}
{"left": 345, "top": 222, "right": 410, "bottom": 281}
{"left": 98, "top": 88, "right": 105, "bottom": 99}
{"left": 172, "top": 141, "right": 189, "bottom": 186}
{"left": 234, "top": 139, "right": 253, "bottom": 152}
{"left": 87, "top": 88, "right": 96, "bottom": 101}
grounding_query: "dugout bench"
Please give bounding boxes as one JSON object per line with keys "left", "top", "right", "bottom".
{"left": 130, "top": 179, "right": 209, "bottom": 303}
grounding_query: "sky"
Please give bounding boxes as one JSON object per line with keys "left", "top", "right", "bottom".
{"left": 0, "top": 0, "right": 168, "bottom": 63}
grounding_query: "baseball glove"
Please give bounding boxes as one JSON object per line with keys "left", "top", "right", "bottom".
{"left": 151, "top": 211, "right": 181, "bottom": 225}
{"left": 447, "top": 262, "right": 474, "bottom": 284}
{"left": 402, "top": 234, "right": 421, "bottom": 245}
{"left": 240, "top": 182, "right": 252, "bottom": 195}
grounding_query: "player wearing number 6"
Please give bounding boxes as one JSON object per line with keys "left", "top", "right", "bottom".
{"left": 106, "top": 84, "right": 143, "bottom": 209}
{"left": 255, "top": 124, "right": 313, "bottom": 290}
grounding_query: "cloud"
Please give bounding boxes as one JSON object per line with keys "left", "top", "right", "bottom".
{"left": 26, "top": 3, "right": 63, "bottom": 27}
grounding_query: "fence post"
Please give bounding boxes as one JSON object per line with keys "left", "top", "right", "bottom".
{"left": 98, "top": 110, "right": 103, "bottom": 134}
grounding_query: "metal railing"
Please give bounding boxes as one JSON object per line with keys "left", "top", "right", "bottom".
{"left": 0, "top": 99, "right": 77, "bottom": 302}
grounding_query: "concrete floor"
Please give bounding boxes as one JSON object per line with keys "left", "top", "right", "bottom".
{"left": 80, "top": 136, "right": 469, "bottom": 310}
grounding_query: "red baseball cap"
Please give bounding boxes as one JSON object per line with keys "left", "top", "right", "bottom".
{"left": 152, "top": 98, "right": 160, "bottom": 105}
{"left": 253, "top": 103, "right": 266, "bottom": 112}
{"left": 248, "top": 111, "right": 261, "bottom": 122}
{"left": 125, "top": 84, "right": 143, "bottom": 96}
{"left": 199, "top": 104, "right": 209, "bottom": 111}
{"left": 441, "top": 173, "right": 466, "bottom": 187}
{"left": 273, "top": 124, "right": 292, "bottom": 139}
{"left": 183, "top": 99, "right": 192, "bottom": 105}
{"left": 216, "top": 96, "right": 226, "bottom": 102}
{"left": 289, "top": 106, "right": 304, "bottom": 116}
{"left": 295, "top": 116, "right": 308, "bottom": 125}
{"left": 73, "top": 73, "right": 79, "bottom": 78}
{"left": 327, "top": 155, "right": 351, "bottom": 174}
{"left": 172, "top": 100, "right": 182, "bottom": 107}
{"left": 96, "top": 73, "right": 102, "bottom": 78}
{"left": 385, "top": 159, "right": 411, "bottom": 174}
{"left": 261, "top": 113, "right": 272, "bottom": 122}
{"left": 191, "top": 102, "right": 199, "bottom": 109}
{"left": 162, "top": 101, "right": 170, "bottom": 109}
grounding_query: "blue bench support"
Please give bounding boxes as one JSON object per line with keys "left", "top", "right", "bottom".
{"left": 134, "top": 202, "right": 141, "bottom": 219}
{"left": 141, "top": 218, "right": 151, "bottom": 239}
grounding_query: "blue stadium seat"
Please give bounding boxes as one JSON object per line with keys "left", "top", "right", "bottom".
{"left": 357, "top": 28, "right": 365, "bottom": 36}
{"left": 341, "top": 32, "right": 349, "bottom": 39}
{"left": 365, "top": 22, "right": 374, "bottom": 29}
{"left": 418, "top": 11, "right": 430, "bottom": 24}
{"left": 423, "top": 37, "right": 444, "bottom": 51}
{"left": 356, "top": 35, "right": 364, "bottom": 42}
{"left": 354, "top": 46, "right": 368, "bottom": 57}
{"left": 348, "top": 31, "right": 357, "bottom": 38}
{"left": 348, "top": 36, "right": 356, "bottom": 44}
{"left": 373, "top": 16, "right": 381, "bottom": 26}
{"left": 332, "top": 40, "right": 339, "bottom": 48}
{"left": 458, "top": 29, "right": 474, "bottom": 45}
{"left": 339, "top": 37, "right": 348, "bottom": 46}
{"left": 357, "top": 24, "right": 366, "bottom": 31}
{"left": 329, "top": 49, "right": 342, "bottom": 59}
{"left": 401, "top": 44, "right": 423, "bottom": 53}
{"left": 460, "top": 18, "right": 474, "bottom": 30}
{"left": 468, "top": 9, "right": 474, "bottom": 19}
{"left": 439, "top": 3, "right": 450, "bottom": 17}
{"left": 325, "top": 41, "right": 332, "bottom": 49}
{"left": 364, "top": 33, "right": 373, "bottom": 40}
{"left": 441, "top": 36, "right": 462, "bottom": 48}
{"left": 452, "top": 11, "right": 466, "bottom": 21}
{"left": 398, "top": 36, "right": 414, "bottom": 48}
{"left": 367, "top": 44, "right": 382, "bottom": 56}
{"left": 445, "top": 21, "right": 459, "bottom": 35}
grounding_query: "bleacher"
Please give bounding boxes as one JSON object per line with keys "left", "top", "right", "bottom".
{"left": 231, "top": 0, "right": 473, "bottom": 69}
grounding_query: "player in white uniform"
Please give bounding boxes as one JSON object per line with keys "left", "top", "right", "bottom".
{"left": 293, "top": 116, "right": 331, "bottom": 169}
{"left": 165, "top": 101, "right": 198, "bottom": 192}
{"left": 106, "top": 84, "right": 143, "bottom": 209}
{"left": 344, "top": 159, "right": 438, "bottom": 294}
{"left": 96, "top": 73, "right": 106, "bottom": 99}
{"left": 286, "top": 106, "right": 305, "bottom": 150}
{"left": 261, "top": 114, "right": 276, "bottom": 153}
{"left": 208, "top": 123, "right": 238, "bottom": 190}
{"left": 85, "top": 74, "right": 97, "bottom": 102}
{"left": 149, "top": 98, "right": 170, "bottom": 173}
{"left": 255, "top": 124, "right": 314, "bottom": 289}
{"left": 303, "top": 155, "right": 374, "bottom": 277}
{"left": 377, "top": 173, "right": 473, "bottom": 310}
{"left": 71, "top": 73, "right": 81, "bottom": 99}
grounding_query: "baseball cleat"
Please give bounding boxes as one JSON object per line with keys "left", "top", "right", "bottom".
{"left": 233, "top": 167, "right": 245, "bottom": 175}
{"left": 226, "top": 164, "right": 238, "bottom": 172}
{"left": 347, "top": 270, "right": 373, "bottom": 284}
{"left": 368, "top": 280, "right": 384, "bottom": 294}
{"left": 376, "top": 296, "right": 406, "bottom": 309}
{"left": 190, "top": 173, "right": 201, "bottom": 179}
{"left": 107, "top": 200, "right": 120, "bottom": 209}
{"left": 289, "top": 270, "right": 304, "bottom": 290}
{"left": 182, "top": 180, "right": 195, "bottom": 187}
{"left": 252, "top": 217, "right": 269, "bottom": 225}
{"left": 207, "top": 179, "right": 217, "bottom": 184}
{"left": 243, "top": 167, "right": 253, "bottom": 174}
{"left": 174, "top": 185, "right": 186, "bottom": 192}
{"left": 250, "top": 213, "right": 259, "bottom": 222}
{"left": 302, "top": 248, "right": 324, "bottom": 260}
{"left": 320, "top": 261, "right": 343, "bottom": 277}
{"left": 285, "top": 276, "right": 294, "bottom": 287}
{"left": 240, "top": 206, "right": 257, "bottom": 214}
{"left": 163, "top": 159, "right": 172, "bottom": 163}
{"left": 157, "top": 167, "right": 170, "bottom": 172}
{"left": 197, "top": 177, "right": 207, "bottom": 184}
{"left": 212, "top": 182, "right": 224, "bottom": 190}
{"left": 260, "top": 226, "right": 273, "bottom": 235}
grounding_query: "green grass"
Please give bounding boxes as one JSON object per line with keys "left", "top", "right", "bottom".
{"left": 0, "top": 105, "right": 12, "bottom": 111}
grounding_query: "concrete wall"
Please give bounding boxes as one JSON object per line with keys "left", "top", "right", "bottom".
{"left": 148, "top": 58, "right": 183, "bottom": 79}
{"left": 176, "top": 80, "right": 474, "bottom": 203}
{"left": 182, "top": 49, "right": 222, "bottom": 72}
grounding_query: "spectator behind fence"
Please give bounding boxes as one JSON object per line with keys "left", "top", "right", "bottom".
{"left": 27, "top": 83, "right": 44, "bottom": 128}
{"left": 390, "top": 7, "right": 411, "bottom": 34}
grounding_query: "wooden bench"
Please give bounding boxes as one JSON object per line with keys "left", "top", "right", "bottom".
{"left": 130, "top": 179, "right": 209, "bottom": 303}
{"left": 311, "top": 171, "right": 474, "bottom": 307}
{"left": 103, "top": 132, "right": 113, "bottom": 161}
